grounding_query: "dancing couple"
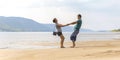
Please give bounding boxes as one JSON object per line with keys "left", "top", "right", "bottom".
{"left": 53, "top": 14, "right": 82, "bottom": 48}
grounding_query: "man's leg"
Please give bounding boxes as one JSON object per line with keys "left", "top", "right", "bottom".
{"left": 70, "top": 30, "right": 79, "bottom": 48}
{"left": 70, "top": 35, "right": 76, "bottom": 48}
{"left": 60, "top": 35, "right": 65, "bottom": 48}
{"left": 71, "top": 41, "right": 75, "bottom": 48}
{"left": 70, "top": 36, "right": 76, "bottom": 48}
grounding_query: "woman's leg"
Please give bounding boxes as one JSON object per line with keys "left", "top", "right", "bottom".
{"left": 60, "top": 35, "right": 65, "bottom": 48}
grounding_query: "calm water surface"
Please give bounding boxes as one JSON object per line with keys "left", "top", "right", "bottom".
{"left": 0, "top": 32, "right": 119, "bottom": 49}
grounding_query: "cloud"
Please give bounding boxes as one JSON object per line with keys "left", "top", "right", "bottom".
{"left": 0, "top": 0, "right": 119, "bottom": 30}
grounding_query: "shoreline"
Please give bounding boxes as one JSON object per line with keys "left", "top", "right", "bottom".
{"left": 0, "top": 40, "right": 120, "bottom": 49}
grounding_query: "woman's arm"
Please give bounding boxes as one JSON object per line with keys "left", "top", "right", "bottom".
{"left": 58, "top": 24, "right": 69, "bottom": 27}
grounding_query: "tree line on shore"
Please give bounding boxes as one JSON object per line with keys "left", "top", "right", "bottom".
{"left": 111, "top": 29, "right": 120, "bottom": 32}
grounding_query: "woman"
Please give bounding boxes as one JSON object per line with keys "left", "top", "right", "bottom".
{"left": 53, "top": 18, "right": 68, "bottom": 48}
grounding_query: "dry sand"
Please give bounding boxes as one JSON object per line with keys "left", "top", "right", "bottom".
{"left": 0, "top": 40, "right": 120, "bottom": 60}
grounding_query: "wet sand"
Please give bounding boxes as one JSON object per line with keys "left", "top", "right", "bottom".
{"left": 0, "top": 40, "right": 120, "bottom": 60}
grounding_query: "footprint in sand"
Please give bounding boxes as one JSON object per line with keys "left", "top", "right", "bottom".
{"left": 83, "top": 50, "right": 120, "bottom": 57}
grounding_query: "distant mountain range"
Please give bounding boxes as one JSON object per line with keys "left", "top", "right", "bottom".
{"left": 0, "top": 16, "right": 94, "bottom": 32}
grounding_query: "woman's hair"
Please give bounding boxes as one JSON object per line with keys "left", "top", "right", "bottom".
{"left": 53, "top": 18, "right": 57, "bottom": 23}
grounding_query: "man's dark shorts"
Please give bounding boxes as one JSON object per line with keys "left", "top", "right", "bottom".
{"left": 70, "top": 30, "right": 79, "bottom": 42}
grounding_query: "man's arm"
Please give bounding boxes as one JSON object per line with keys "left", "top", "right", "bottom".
{"left": 67, "top": 21, "right": 77, "bottom": 25}
{"left": 57, "top": 21, "right": 77, "bottom": 27}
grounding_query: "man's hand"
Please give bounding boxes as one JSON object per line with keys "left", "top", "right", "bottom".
{"left": 69, "top": 21, "right": 77, "bottom": 25}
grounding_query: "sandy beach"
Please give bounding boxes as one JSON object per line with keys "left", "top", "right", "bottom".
{"left": 0, "top": 40, "right": 120, "bottom": 60}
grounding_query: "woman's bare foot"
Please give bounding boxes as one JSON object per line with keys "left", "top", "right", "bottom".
{"left": 70, "top": 46, "right": 75, "bottom": 48}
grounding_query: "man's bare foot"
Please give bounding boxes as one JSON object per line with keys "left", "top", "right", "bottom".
{"left": 60, "top": 46, "right": 65, "bottom": 48}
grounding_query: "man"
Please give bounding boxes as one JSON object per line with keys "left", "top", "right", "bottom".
{"left": 67, "top": 14, "right": 82, "bottom": 48}
{"left": 53, "top": 18, "right": 68, "bottom": 48}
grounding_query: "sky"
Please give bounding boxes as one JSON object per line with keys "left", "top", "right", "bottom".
{"left": 0, "top": 0, "right": 119, "bottom": 31}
